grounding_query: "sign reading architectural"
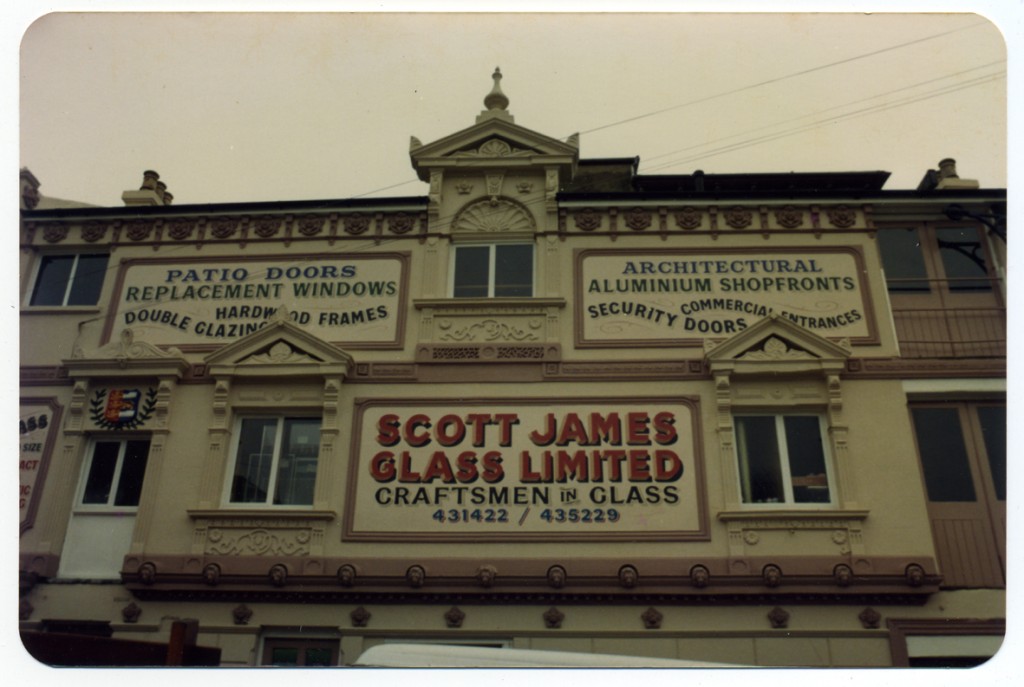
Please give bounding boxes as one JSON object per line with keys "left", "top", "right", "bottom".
{"left": 107, "top": 254, "right": 407, "bottom": 347}
{"left": 345, "top": 398, "right": 706, "bottom": 541}
{"left": 576, "top": 248, "right": 875, "bottom": 345}
{"left": 20, "top": 400, "right": 60, "bottom": 534}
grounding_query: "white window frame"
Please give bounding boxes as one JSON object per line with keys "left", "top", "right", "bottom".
{"left": 27, "top": 252, "right": 110, "bottom": 307}
{"left": 223, "top": 416, "right": 322, "bottom": 508}
{"left": 733, "top": 413, "right": 836, "bottom": 508}
{"left": 448, "top": 242, "right": 535, "bottom": 298}
{"left": 73, "top": 436, "right": 151, "bottom": 513}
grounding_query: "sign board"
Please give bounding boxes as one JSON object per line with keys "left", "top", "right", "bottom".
{"left": 576, "top": 248, "right": 876, "bottom": 345}
{"left": 106, "top": 254, "right": 408, "bottom": 348}
{"left": 20, "top": 399, "right": 61, "bottom": 534}
{"left": 344, "top": 397, "right": 707, "bottom": 541}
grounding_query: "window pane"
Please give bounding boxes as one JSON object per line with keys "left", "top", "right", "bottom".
{"left": 784, "top": 417, "right": 830, "bottom": 503}
{"left": 270, "top": 648, "right": 299, "bottom": 666}
{"left": 453, "top": 246, "right": 490, "bottom": 298}
{"left": 113, "top": 440, "right": 151, "bottom": 506}
{"left": 936, "top": 227, "right": 991, "bottom": 291}
{"left": 735, "top": 416, "right": 784, "bottom": 503}
{"left": 82, "top": 441, "right": 121, "bottom": 504}
{"left": 274, "top": 419, "right": 321, "bottom": 505}
{"left": 304, "top": 648, "right": 333, "bottom": 666}
{"left": 30, "top": 255, "right": 75, "bottom": 305}
{"left": 231, "top": 419, "right": 278, "bottom": 503}
{"left": 911, "top": 408, "right": 976, "bottom": 501}
{"left": 976, "top": 406, "right": 1006, "bottom": 501}
{"left": 877, "top": 229, "right": 930, "bottom": 292}
{"left": 66, "top": 254, "right": 110, "bottom": 305}
{"left": 494, "top": 244, "right": 533, "bottom": 297}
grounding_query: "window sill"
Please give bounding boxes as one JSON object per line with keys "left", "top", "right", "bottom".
{"left": 414, "top": 297, "right": 566, "bottom": 310}
{"left": 188, "top": 508, "right": 336, "bottom": 521}
{"left": 718, "top": 509, "right": 868, "bottom": 523}
{"left": 21, "top": 305, "right": 102, "bottom": 315}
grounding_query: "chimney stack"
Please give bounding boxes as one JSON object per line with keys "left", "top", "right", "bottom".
{"left": 935, "top": 158, "right": 979, "bottom": 190}
{"left": 123, "top": 170, "right": 172, "bottom": 206}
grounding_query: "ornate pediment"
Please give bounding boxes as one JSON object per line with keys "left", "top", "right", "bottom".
{"left": 451, "top": 197, "right": 536, "bottom": 234}
{"left": 63, "top": 329, "right": 190, "bottom": 379}
{"left": 705, "top": 314, "right": 851, "bottom": 377}
{"left": 410, "top": 118, "right": 578, "bottom": 182}
{"left": 204, "top": 306, "right": 353, "bottom": 378}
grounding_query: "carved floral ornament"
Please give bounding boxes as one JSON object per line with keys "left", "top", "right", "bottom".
{"left": 774, "top": 205, "right": 804, "bottom": 229}
{"left": 343, "top": 214, "right": 372, "bottom": 235}
{"left": 624, "top": 207, "right": 653, "bottom": 231}
{"left": 674, "top": 207, "right": 702, "bottom": 230}
{"left": 125, "top": 220, "right": 154, "bottom": 241}
{"left": 42, "top": 225, "right": 69, "bottom": 243}
{"left": 724, "top": 206, "right": 754, "bottom": 229}
{"left": 296, "top": 215, "right": 323, "bottom": 236}
{"left": 827, "top": 205, "right": 857, "bottom": 228}
{"left": 82, "top": 221, "right": 108, "bottom": 242}
{"left": 574, "top": 208, "right": 602, "bottom": 231}
{"left": 453, "top": 197, "right": 535, "bottom": 234}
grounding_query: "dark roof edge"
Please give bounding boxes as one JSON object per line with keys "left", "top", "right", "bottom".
{"left": 21, "top": 195, "right": 430, "bottom": 219}
{"left": 557, "top": 188, "right": 1006, "bottom": 202}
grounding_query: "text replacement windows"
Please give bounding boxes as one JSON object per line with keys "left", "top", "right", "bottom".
{"left": 734, "top": 415, "right": 833, "bottom": 505}
{"left": 30, "top": 253, "right": 110, "bottom": 306}
{"left": 229, "top": 417, "right": 322, "bottom": 506}
{"left": 452, "top": 243, "right": 533, "bottom": 297}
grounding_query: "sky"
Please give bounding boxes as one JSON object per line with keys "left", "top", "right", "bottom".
{"left": 12, "top": 3, "right": 1014, "bottom": 208}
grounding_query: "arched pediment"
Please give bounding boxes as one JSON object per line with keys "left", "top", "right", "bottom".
{"left": 204, "top": 307, "right": 353, "bottom": 379}
{"left": 705, "top": 314, "right": 851, "bottom": 377}
{"left": 451, "top": 196, "right": 536, "bottom": 235}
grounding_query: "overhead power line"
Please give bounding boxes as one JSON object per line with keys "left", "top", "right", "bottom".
{"left": 573, "top": 19, "right": 990, "bottom": 138}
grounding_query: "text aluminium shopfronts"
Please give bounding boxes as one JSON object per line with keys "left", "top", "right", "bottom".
{"left": 576, "top": 248, "right": 877, "bottom": 345}
{"left": 344, "top": 398, "right": 707, "bottom": 541}
{"left": 105, "top": 253, "right": 408, "bottom": 347}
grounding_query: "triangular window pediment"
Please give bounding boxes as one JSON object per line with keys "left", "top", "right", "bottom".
{"left": 203, "top": 307, "right": 353, "bottom": 377}
{"left": 705, "top": 314, "right": 850, "bottom": 376}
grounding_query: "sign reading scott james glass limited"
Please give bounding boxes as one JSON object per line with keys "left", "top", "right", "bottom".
{"left": 577, "top": 248, "right": 875, "bottom": 345}
{"left": 106, "top": 254, "right": 407, "bottom": 347}
{"left": 344, "top": 398, "right": 707, "bottom": 541}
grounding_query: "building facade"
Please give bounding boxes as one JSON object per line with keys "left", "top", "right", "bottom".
{"left": 19, "top": 71, "right": 1006, "bottom": 667}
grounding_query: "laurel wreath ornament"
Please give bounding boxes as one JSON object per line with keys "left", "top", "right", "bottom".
{"left": 89, "top": 388, "right": 157, "bottom": 430}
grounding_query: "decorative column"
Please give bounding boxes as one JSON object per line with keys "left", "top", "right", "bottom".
{"left": 315, "top": 377, "right": 343, "bottom": 511}
{"left": 129, "top": 377, "right": 176, "bottom": 554}
{"left": 196, "top": 378, "right": 232, "bottom": 509}
{"left": 37, "top": 380, "right": 90, "bottom": 557}
{"left": 826, "top": 373, "right": 859, "bottom": 509}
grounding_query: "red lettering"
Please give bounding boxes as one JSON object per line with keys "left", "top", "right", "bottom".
{"left": 520, "top": 451, "right": 544, "bottom": 482}
{"left": 628, "top": 449, "right": 652, "bottom": 482}
{"left": 369, "top": 451, "right": 396, "bottom": 481}
{"left": 398, "top": 451, "right": 423, "bottom": 482}
{"left": 376, "top": 414, "right": 401, "bottom": 446}
{"left": 590, "top": 413, "right": 622, "bottom": 445}
{"left": 435, "top": 414, "right": 466, "bottom": 447}
{"left": 529, "top": 413, "right": 556, "bottom": 446}
{"left": 403, "top": 414, "right": 431, "bottom": 447}
{"left": 480, "top": 451, "right": 505, "bottom": 483}
{"left": 455, "top": 451, "right": 480, "bottom": 482}
{"left": 421, "top": 451, "right": 456, "bottom": 483}
{"left": 556, "top": 413, "right": 588, "bottom": 446}
{"left": 654, "top": 450, "right": 684, "bottom": 482}
{"left": 652, "top": 412, "right": 677, "bottom": 445}
{"left": 626, "top": 412, "right": 651, "bottom": 444}
{"left": 495, "top": 414, "right": 519, "bottom": 446}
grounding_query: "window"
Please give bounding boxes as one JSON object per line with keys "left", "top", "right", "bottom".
{"left": 228, "top": 417, "right": 321, "bottom": 506}
{"left": 30, "top": 253, "right": 110, "bottom": 306}
{"left": 78, "top": 438, "right": 151, "bottom": 509}
{"left": 452, "top": 243, "right": 533, "bottom": 297}
{"left": 734, "top": 415, "right": 833, "bottom": 505}
{"left": 877, "top": 225, "right": 993, "bottom": 293}
{"left": 262, "top": 638, "right": 339, "bottom": 666}
{"left": 909, "top": 402, "right": 1005, "bottom": 587}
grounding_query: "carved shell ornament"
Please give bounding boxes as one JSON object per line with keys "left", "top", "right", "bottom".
{"left": 452, "top": 198, "right": 535, "bottom": 234}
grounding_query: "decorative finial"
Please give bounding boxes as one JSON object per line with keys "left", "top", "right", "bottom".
{"left": 484, "top": 66, "right": 509, "bottom": 112}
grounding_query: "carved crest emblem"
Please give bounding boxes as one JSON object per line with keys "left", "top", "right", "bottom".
{"left": 89, "top": 388, "right": 157, "bottom": 430}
